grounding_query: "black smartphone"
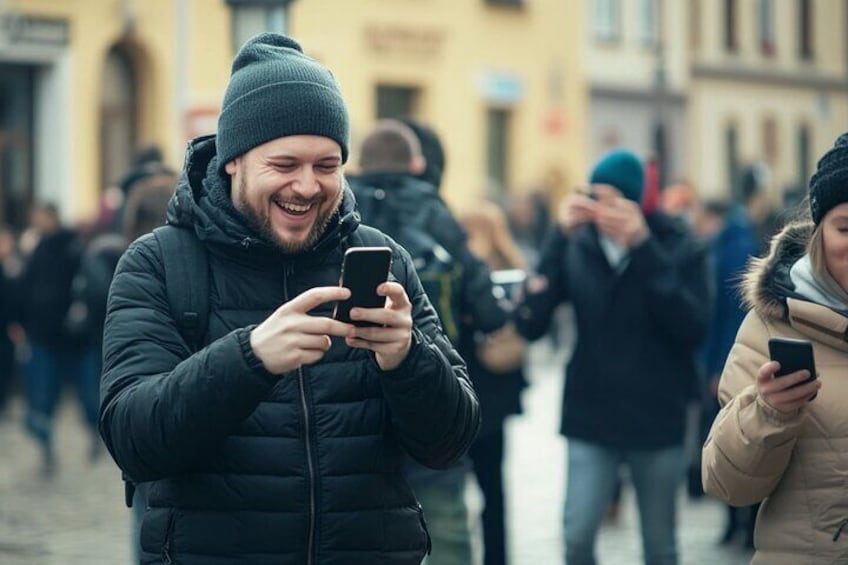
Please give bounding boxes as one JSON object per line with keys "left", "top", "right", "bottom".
{"left": 768, "top": 337, "right": 818, "bottom": 400}
{"left": 333, "top": 247, "right": 393, "bottom": 327}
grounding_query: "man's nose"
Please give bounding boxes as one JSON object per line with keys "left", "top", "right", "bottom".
{"left": 292, "top": 166, "right": 321, "bottom": 198}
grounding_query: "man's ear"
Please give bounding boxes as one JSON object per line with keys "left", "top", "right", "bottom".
{"left": 409, "top": 155, "right": 426, "bottom": 176}
{"left": 224, "top": 158, "right": 238, "bottom": 175}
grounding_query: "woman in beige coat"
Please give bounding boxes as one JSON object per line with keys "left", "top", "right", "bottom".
{"left": 702, "top": 133, "right": 848, "bottom": 564}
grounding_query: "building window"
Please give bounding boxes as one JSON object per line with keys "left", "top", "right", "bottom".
{"left": 798, "top": 0, "right": 814, "bottom": 60}
{"left": 484, "top": 0, "right": 524, "bottom": 7}
{"left": 229, "top": 0, "right": 289, "bottom": 53}
{"left": 100, "top": 45, "right": 138, "bottom": 190}
{"left": 0, "top": 63, "right": 34, "bottom": 228}
{"left": 690, "top": 0, "right": 702, "bottom": 51}
{"left": 762, "top": 117, "right": 778, "bottom": 163}
{"left": 726, "top": 123, "right": 740, "bottom": 197}
{"left": 375, "top": 85, "right": 420, "bottom": 120}
{"left": 758, "top": 0, "right": 775, "bottom": 57}
{"left": 798, "top": 124, "right": 811, "bottom": 188}
{"left": 486, "top": 108, "right": 510, "bottom": 198}
{"left": 593, "top": 0, "right": 620, "bottom": 42}
{"left": 724, "top": 0, "right": 738, "bottom": 53}
{"left": 640, "top": 0, "right": 659, "bottom": 46}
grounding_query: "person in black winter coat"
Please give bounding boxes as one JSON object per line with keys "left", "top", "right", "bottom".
{"left": 349, "top": 119, "right": 508, "bottom": 565}
{"left": 99, "top": 33, "right": 479, "bottom": 565}
{"left": 515, "top": 150, "right": 710, "bottom": 565}
{"left": 17, "top": 203, "right": 85, "bottom": 474}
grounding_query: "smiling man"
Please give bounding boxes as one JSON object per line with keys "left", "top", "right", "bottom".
{"left": 99, "top": 33, "right": 479, "bottom": 565}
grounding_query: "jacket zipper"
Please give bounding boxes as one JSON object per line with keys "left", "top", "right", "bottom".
{"left": 284, "top": 265, "right": 316, "bottom": 565}
{"left": 162, "top": 509, "right": 176, "bottom": 564}
{"left": 834, "top": 518, "right": 848, "bottom": 541}
{"left": 299, "top": 367, "right": 316, "bottom": 565}
{"left": 417, "top": 502, "right": 432, "bottom": 556}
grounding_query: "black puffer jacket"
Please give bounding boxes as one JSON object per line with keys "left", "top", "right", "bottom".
{"left": 18, "top": 228, "right": 81, "bottom": 347}
{"left": 99, "top": 136, "right": 479, "bottom": 565}
{"left": 516, "top": 213, "right": 710, "bottom": 448}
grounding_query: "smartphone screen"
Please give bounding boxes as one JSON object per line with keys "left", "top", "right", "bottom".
{"left": 333, "top": 247, "right": 393, "bottom": 327}
{"left": 768, "top": 337, "right": 817, "bottom": 399}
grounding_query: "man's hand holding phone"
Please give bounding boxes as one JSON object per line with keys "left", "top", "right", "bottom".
{"left": 557, "top": 191, "right": 597, "bottom": 234}
{"left": 250, "top": 286, "right": 354, "bottom": 374}
{"left": 345, "top": 281, "right": 413, "bottom": 372}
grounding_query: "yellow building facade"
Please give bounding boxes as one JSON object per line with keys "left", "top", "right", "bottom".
{"left": 688, "top": 0, "right": 848, "bottom": 200}
{"left": 0, "top": 0, "right": 586, "bottom": 226}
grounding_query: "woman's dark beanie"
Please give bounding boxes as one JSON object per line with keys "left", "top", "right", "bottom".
{"left": 809, "top": 133, "right": 848, "bottom": 225}
{"left": 216, "top": 33, "right": 350, "bottom": 171}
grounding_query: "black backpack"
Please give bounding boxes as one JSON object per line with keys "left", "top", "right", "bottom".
{"left": 66, "top": 233, "right": 129, "bottom": 342}
{"left": 123, "top": 224, "right": 209, "bottom": 507}
{"left": 354, "top": 187, "right": 463, "bottom": 341}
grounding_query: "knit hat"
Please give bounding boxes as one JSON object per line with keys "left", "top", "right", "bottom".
{"left": 809, "top": 133, "right": 848, "bottom": 225}
{"left": 216, "top": 33, "right": 350, "bottom": 171}
{"left": 589, "top": 150, "right": 644, "bottom": 203}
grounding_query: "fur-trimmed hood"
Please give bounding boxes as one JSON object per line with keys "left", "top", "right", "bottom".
{"left": 743, "top": 221, "right": 813, "bottom": 320}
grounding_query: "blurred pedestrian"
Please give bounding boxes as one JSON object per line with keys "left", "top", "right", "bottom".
{"left": 697, "top": 192, "right": 762, "bottom": 545}
{"left": 506, "top": 191, "right": 551, "bottom": 266}
{"left": 99, "top": 33, "right": 478, "bottom": 564}
{"left": 65, "top": 168, "right": 175, "bottom": 559}
{"left": 738, "top": 163, "right": 778, "bottom": 254}
{"left": 17, "top": 203, "right": 85, "bottom": 475}
{"left": 349, "top": 118, "right": 508, "bottom": 565}
{"left": 702, "top": 132, "right": 848, "bottom": 564}
{"left": 0, "top": 225, "right": 19, "bottom": 414}
{"left": 516, "top": 150, "right": 710, "bottom": 565}
{"left": 460, "top": 200, "right": 528, "bottom": 565}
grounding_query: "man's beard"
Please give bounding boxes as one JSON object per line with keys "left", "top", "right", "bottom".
{"left": 234, "top": 174, "right": 343, "bottom": 254}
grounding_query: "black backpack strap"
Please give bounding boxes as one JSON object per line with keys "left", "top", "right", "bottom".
{"left": 153, "top": 225, "right": 210, "bottom": 353}
{"left": 123, "top": 472, "right": 135, "bottom": 508}
{"left": 121, "top": 225, "right": 209, "bottom": 507}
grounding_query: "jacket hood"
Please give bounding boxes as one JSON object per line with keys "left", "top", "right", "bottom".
{"left": 348, "top": 171, "right": 439, "bottom": 213}
{"left": 167, "top": 135, "right": 361, "bottom": 263}
{"left": 742, "top": 221, "right": 812, "bottom": 320}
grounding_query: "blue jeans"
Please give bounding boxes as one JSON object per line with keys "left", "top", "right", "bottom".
{"left": 415, "top": 475, "right": 472, "bottom": 565}
{"left": 25, "top": 343, "right": 99, "bottom": 447}
{"left": 563, "top": 439, "right": 684, "bottom": 565}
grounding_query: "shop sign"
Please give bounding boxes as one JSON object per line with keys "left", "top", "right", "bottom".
{"left": 477, "top": 70, "right": 523, "bottom": 104}
{"left": 0, "top": 7, "right": 69, "bottom": 47}
{"left": 365, "top": 24, "right": 444, "bottom": 56}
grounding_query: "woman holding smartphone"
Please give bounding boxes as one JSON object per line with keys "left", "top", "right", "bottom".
{"left": 702, "top": 133, "right": 848, "bottom": 564}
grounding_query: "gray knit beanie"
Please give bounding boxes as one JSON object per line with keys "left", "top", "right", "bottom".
{"left": 216, "top": 33, "right": 350, "bottom": 171}
{"left": 809, "top": 132, "right": 848, "bottom": 225}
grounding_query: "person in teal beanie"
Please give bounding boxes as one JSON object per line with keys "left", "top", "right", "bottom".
{"left": 589, "top": 149, "right": 645, "bottom": 204}
{"left": 516, "top": 148, "right": 710, "bottom": 565}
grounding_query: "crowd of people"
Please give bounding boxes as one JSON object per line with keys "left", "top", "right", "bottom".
{"left": 1, "top": 30, "right": 846, "bottom": 565}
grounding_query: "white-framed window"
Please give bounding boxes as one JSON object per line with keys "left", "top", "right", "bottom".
{"left": 758, "top": 0, "right": 775, "bottom": 56}
{"left": 640, "top": 0, "right": 659, "bottom": 46}
{"left": 593, "top": 0, "right": 620, "bottom": 42}
{"left": 229, "top": 0, "right": 290, "bottom": 53}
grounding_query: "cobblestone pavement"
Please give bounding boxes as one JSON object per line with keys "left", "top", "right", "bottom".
{"left": 498, "top": 341, "right": 754, "bottom": 565}
{"left": 0, "top": 340, "right": 753, "bottom": 564}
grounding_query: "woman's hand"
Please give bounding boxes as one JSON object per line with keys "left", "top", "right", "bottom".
{"left": 756, "top": 360, "right": 821, "bottom": 414}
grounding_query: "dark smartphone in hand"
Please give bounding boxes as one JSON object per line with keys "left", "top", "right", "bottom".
{"left": 333, "top": 247, "right": 393, "bottom": 327}
{"left": 768, "top": 337, "right": 818, "bottom": 400}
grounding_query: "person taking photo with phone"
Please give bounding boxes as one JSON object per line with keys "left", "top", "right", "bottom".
{"left": 515, "top": 150, "right": 710, "bottom": 565}
{"left": 99, "top": 32, "right": 478, "bottom": 565}
{"left": 702, "top": 133, "right": 848, "bottom": 564}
